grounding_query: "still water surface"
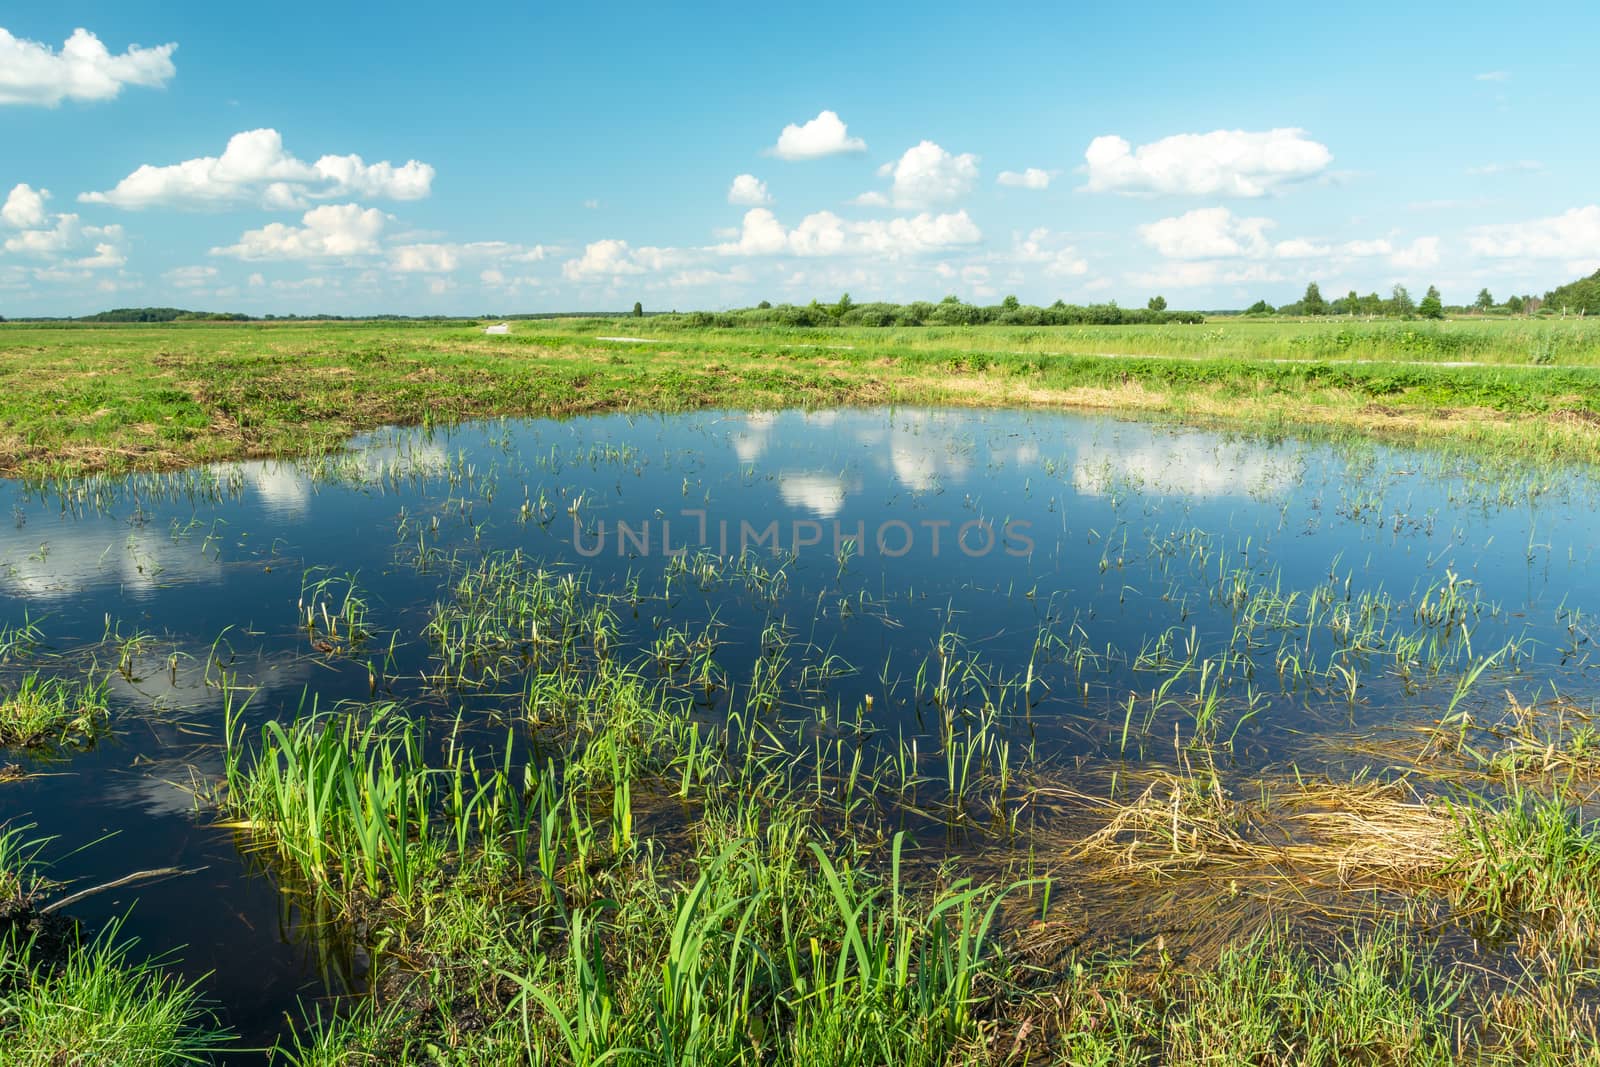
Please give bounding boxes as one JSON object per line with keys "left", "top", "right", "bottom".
{"left": 1, "top": 407, "right": 1595, "bottom": 1046}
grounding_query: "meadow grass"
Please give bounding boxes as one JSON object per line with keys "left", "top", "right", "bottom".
{"left": 5, "top": 316, "right": 1600, "bottom": 477}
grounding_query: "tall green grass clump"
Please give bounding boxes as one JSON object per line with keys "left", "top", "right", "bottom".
{"left": 223, "top": 699, "right": 455, "bottom": 906}
{"left": 0, "top": 825, "right": 228, "bottom": 1064}
{"left": 1447, "top": 793, "right": 1600, "bottom": 957}
{"left": 226, "top": 665, "right": 1032, "bottom": 1063}
{"left": 0, "top": 672, "right": 109, "bottom": 749}
{"left": 0, "top": 923, "right": 228, "bottom": 1066}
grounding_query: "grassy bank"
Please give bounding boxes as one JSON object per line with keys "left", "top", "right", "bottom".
{"left": 4, "top": 317, "right": 1600, "bottom": 477}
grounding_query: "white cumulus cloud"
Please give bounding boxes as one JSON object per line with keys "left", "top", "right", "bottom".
{"left": 1084, "top": 128, "right": 1332, "bottom": 197}
{"left": 1136, "top": 208, "right": 1438, "bottom": 280}
{"left": 1272, "top": 238, "right": 1329, "bottom": 259}
{"left": 389, "top": 244, "right": 459, "bottom": 273}
{"left": 727, "top": 174, "right": 771, "bottom": 206}
{"left": 1469, "top": 206, "right": 1600, "bottom": 264}
{"left": 2, "top": 210, "right": 125, "bottom": 267}
{"left": 1, "top": 184, "right": 50, "bottom": 228}
{"left": 1138, "top": 207, "right": 1274, "bottom": 259}
{"left": 1388, "top": 236, "right": 1441, "bottom": 271}
{"left": 1126, "top": 262, "right": 1286, "bottom": 290}
{"left": 0, "top": 26, "right": 176, "bottom": 107}
{"left": 1012, "top": 228, "right": 1088, "bottom": 276}
{"left": 164, "top": 265, "right": 218, "bottom": 288}
{"left": 770, "top": 110, "right": 866, "bottom": 160}
{"left": 716, "top": 207, "right": 981, "bottom": 258}
{"left": 210, "top": 203, "right": 387, "bottom": 260}
{"left": 387, "top": 240, "right": 550, "bottom": 273}
{"left": 874, "top": 141, "right": 979, "bottom": 209}
{"left": 82, "top": 129, "right": 435, "bottom": 210}
{"left": 997, "top": 168, "right": 1050, "bottom": 190}
{"left": 562, "top": 239, "right": 685, "bottom": 282}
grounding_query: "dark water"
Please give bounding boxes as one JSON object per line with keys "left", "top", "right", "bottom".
{"left": 1, "top": 407, "right": 1596, "bottom": 1050}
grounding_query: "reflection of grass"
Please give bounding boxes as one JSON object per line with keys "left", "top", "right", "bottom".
{"left": 0, "top": 672, "right": 109, "bottom": 749}
{"left": 6, "top": 317, "right": 1600, "bottom": 477}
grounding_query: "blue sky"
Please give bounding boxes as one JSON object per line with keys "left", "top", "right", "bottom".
{"left": 2, "top": 1, "right": 1597, "bottom": 316}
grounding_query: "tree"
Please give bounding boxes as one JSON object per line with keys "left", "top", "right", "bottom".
{"left": 1002, "top": 294, "right": 1020, "bottom": 311}
{"left": 834, "top": 292, "right": 854, "bottom": 317}
{"left": 1390, "top": 284, "right": 1415, "bottom": 318}
{"left": 756, "top": 300, "right": 772, "bottom": 309}
{"left": 1418, "top": 285, "right": 1444, "bottom": 320}
{"left": 1474, "top": 288, "right": 1494, "bottom": 312}
{"left": 1506, "top": 294, "right": 1525, "bottom": 314}
{"left": 632, "top": 301, "right": 643, "bottom": 318}
{"left": 1302, "top": 282, "right": 1326, "bottom": 315}
{"left": 1147, "top": 295, "right": 1167, "bottom": 311}
{"left": 1345, "top": 290, "right": 1358, "bottom": 316}
{"left": 1543, "top": 268, "right": 1600, "bottom": 315}
{"left": 1245, "top": 299, "right": 1274, "bottom": 315}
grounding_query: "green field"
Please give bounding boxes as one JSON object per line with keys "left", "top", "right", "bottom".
{"left": 4, "top": 315, "right": 1600, "bottom": 478}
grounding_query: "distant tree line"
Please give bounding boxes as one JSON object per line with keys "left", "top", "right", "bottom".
{"left": 9, "top": 267, "right": 1599, "bottom": 325}
{"left": 656, "top": 293, "right": 1204, "bottom": 329}
{"left": 79, "top": 307, "right": 250, "bottom": 323}
{"left": 1245, "top": 282, "right": 1547, "bottom": 320}
{"left": 1543, "top": 269, "right": 1600, "bottom": 315}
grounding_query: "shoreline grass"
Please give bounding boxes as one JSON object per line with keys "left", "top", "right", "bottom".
{"left": 5, "top": 318, "right": 1600, "bottom": 477}
{"left": 1, "top": 824, "right": 230, "bottom": 1064}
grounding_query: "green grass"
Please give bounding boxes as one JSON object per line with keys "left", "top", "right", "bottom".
{"left": 0, "top": 826, "right": 229, "bottom": 1065}
{"left": 212, "top": 630, "right": 1600, "bottom": 1064}
{"left": 0, "top": 672, "right": 110, "bottom": 749}
{"left": 6, "top": 316, "right": 1600, "bottom": 477}
{"left": 630, "top": 311, "right": 1600, "bottom": 366}
{"left": 1043, "top": 927, "right": 1466, "bottom": 1066}
{"left": 0, "top": 922, "right": 229, "bottom": 1066}
{"left": 0, "top": 823, "right": 49, "bottom": 909}
{"left": 226, "top": 693, "right": 1026, "bottom": 1063}
{"left": 1447, "top": 794, "right": 1600, "bottom": 958}
{"left": 9, "top": 335, "right": 1600, "bottom": 1063}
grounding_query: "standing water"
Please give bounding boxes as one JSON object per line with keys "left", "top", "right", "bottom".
{"left": 1, "top": 407, "right": 1595, "bottom": 1053}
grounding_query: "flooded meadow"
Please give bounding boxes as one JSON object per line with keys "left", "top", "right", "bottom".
{"left": 4, "top": 406, "right": 1600, "bottom": 1062}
